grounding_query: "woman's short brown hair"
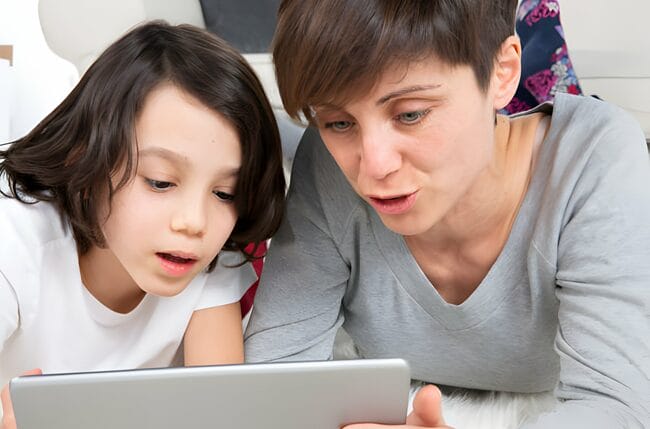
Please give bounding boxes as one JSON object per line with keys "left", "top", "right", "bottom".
{"left": 273, "top": 0, "right": 518, "bottom": 123}
{"left": 0, "top": 21, "right": 286, "bottom": 270}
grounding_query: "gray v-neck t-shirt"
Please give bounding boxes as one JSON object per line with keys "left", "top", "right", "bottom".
{"left": 245, "top": 94, "right": 650, "bottom": 428}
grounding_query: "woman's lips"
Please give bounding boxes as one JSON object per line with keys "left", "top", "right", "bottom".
{"left": 368, "top": 191, "right": 418, "bottom": 215}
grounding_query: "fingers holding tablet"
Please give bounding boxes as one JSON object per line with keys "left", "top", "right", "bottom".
{"left": 343, "top": 385, "right": 454, "bottom": 429}
{"left": 2, "top": 369, "right": 41, "bottom": 429}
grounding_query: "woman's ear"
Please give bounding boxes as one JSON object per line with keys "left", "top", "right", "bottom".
{"left": 490, "top": 35, "right": 522, "bottom": 110}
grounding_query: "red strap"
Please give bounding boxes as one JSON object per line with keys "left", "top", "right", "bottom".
{"left": 240, "top": 241, "right": 267, "bottom": 317}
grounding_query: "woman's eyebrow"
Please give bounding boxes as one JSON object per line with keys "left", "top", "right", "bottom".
{"left": 377, "top": 84, "right": 442, "bottom": 106}
{"left": 312, "top": 104, "right": 342, "bottom": 115}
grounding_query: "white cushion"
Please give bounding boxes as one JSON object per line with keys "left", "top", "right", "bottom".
{"left": 561, "top": 0, "right": 650, "bottom": 139}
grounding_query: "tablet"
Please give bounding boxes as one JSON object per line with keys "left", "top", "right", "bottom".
{"left": 10, "top": 358, "right": 410, "bottom": 429}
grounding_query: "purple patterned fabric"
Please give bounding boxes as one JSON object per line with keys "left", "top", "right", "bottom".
{"left": 503, "top": 0, "right": 582, "bottom": 114}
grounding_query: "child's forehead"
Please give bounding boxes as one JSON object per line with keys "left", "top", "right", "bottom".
{"left": 136, "top": 85, "right": 232, "bottom": 133}
{"left": 139, "top": 84, "right": 209, "bottom": 116}
{"left": 132, "top": 84, "right": 241, "bottom": 168}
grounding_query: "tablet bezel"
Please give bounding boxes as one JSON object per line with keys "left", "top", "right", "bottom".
{"left": 10, "top": 358, "right": 410, "bottom": 429}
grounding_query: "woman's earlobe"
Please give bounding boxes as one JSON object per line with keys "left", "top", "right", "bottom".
{"left": 492, "top": 35, "right": 522, "bottom": 110}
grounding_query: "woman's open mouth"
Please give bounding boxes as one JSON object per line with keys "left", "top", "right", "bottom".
{"left": 368, "top": 191, "right": 418, "bottom": 215}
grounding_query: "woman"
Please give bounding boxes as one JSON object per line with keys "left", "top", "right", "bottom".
{"left": 245, "top": 1, "right": 650, "bottom": 428}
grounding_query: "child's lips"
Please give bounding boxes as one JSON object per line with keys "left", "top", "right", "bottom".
{"left": 156, "top": 251, "right": 199, "bottom": 276}
{"left": 157, "top": 250, "right": 199, "bottom": 260}
{"left": 157, "top": 251, "right": 199, "bottom": 262}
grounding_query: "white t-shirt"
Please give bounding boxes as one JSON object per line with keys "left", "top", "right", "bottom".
{"left": 0, "top": 197, "right": 256, "bottom": 389}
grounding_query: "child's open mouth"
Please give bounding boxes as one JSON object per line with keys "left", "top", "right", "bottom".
{"left": 157, "top": 253, "right": 195, "bottom": 264}
{"left": 156, "top": 252, "right": 198, "bottom": 276}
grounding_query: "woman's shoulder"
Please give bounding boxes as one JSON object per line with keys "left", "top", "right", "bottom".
{"left": 526, "top": 94, "right": 650, "bottom": 242}
{"left": 531, "top": 94, "right": 648, "bottom": 181}
{"left": 291, "top": 127, "right": 351, "bottom": 190}
{"left": 552, "top": 94, "right": 646, "bottom": 154}
{"left": 288, "top": 127, "right": 367, "bottom": 229}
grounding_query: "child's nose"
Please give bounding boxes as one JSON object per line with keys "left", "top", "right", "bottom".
{"left": 170, "top": 196, "right": 207, "bottom": 237}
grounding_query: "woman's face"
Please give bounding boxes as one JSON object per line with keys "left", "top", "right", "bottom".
{"left": 313, "top": 58, "right": 504, "bottom": 237}
{"left": 96, "top": 84, "right": 241, "bottom": 298}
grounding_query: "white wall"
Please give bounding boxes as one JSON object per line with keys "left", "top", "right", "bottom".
{"left": 0, "top": 0, "right": 79, "bottom": 143}
{"left": 0, "top": 57, "right": 10, "bottom": 142}
{"left": 561, "top": 1, "right": 650, "bottom": 138}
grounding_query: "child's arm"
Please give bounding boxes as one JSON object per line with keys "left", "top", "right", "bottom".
{"left": 0, "top": 272, "right": 19, "bottom": 355}
{"left": 183, "top": 302, "right": 244, "bottom": 366}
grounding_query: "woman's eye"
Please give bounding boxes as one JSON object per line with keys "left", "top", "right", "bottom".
{"left": 145, "top": 178, "right": 174, "bottom": 191}
{"left": 397, "top": 110, "right": 429, "bottom": 125}
{"left": 214, "top": 191, "right": 235, "bottom": 202}
{"left": 324, "top": 120, "right": 353, "bottom": 132}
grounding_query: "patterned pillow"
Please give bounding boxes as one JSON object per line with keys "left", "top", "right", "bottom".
{"left": 504, "top": 0, "right": 582, "bottom": 114}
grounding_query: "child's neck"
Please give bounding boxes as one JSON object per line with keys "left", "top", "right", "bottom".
{"left": 78, "top": 246, "right": 146, "bottom": 314}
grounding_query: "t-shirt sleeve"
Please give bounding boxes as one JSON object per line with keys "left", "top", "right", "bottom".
{"left": 244, "top": 128, "right": 350, "bottom": 363}
{"left": 522, "top": 106, "right": 650, "bottom": 428}
{"left": 0, "top": 270, "right": 19, "bottom": 353}
{"left": 194, "top": 251, "right": 257, "bottom": 311}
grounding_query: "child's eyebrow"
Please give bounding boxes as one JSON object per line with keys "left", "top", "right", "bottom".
{"left": 217, "top": 167, "right": 241, "bottom": 180}
{"left": 139, "top": 147, "right": 189, "bottom": 166}
{"left": 139, "top": 146, "right": 240, "bottom": 179}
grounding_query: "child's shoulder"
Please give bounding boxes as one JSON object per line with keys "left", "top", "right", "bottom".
{"left": 0, "top": 197, "right": 69, "bottom": 241}
{"left": 0, "top": 197, "right": 72, "bottom": 271}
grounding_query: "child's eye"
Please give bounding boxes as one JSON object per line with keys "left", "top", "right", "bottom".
{"left": 324, "top": 120, "right": 353, "bottom": 132}
{"left": 397, "top": 109, "right": 430, "bottom": 125}
{"left": 145, "top": 178, "right": 175, "bottom": 191}
{"left": 214, "top": 191, "right": 235, "bottom": 202}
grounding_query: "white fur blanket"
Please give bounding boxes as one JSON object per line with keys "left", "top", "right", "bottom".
{"left": 410, "top": 383, "right": 556, "bottom": 429}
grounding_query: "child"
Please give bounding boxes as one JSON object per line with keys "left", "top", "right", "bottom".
{"left": 0, "top": 20, "right": 285, "bottom": 425}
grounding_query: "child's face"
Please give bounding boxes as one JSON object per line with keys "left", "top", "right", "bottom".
{"left": 98, "top": 84, "right": 241, "bottom": 297}
{"left": 312, "top": 56, "right": 505, "bottom": 237}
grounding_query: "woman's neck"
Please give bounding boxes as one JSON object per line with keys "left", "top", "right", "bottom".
{"left": 407, "top": 113, "right": 548, "bottom": 267}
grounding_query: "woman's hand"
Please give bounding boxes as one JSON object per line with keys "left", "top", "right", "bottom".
{"left": 1, "top": 369, "right": 42, "bottom": 429}
{"left": 344, "top": 385, "right": 454, "bottom": 429}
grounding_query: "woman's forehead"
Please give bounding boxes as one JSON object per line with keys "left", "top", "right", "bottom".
{"left": 311, "top": 57, "right": 465, "bottom": 109}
